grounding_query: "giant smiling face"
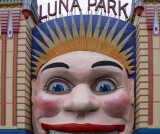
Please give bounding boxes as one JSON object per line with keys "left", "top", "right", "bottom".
{"left": 31, "top": 51, "right": 134, "bottom": 134}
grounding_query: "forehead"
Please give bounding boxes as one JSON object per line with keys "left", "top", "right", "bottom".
{"left": 39, "top": 51, "right": 125, "bottom": 72}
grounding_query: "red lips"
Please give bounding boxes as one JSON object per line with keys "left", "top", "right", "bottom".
{"left": 41, "top": 123, "right": 125, "bottom": 132}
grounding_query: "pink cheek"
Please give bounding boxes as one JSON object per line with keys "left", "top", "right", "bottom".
{"left": 102, "top": 94, "right": 130, "bottom": 118}
{"left": 34, "top": 96, "right": 62, "bottom": 116}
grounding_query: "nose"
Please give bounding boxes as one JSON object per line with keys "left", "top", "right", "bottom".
{"left": 63, "top": 84, "right": 99, "bottom": 113}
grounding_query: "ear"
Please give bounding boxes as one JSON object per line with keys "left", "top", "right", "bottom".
{"left": 31, "top": 79, "right": 37, "bottom": 103}
{"left": 128, "top": 78, "right": 135, "bottom": 104}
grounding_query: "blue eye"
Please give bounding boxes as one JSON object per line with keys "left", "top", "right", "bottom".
{"left": 52, "top": 84, "right": 64, "bottom": 92}
{"left": 48, "top": 82, "right": 69, "bottom": 93}
{"left": 95, "top": 80, "right": 116, "bottom": 93}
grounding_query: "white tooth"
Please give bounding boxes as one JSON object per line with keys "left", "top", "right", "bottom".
{"left": 49, "top": 130, "right": 56, "bottom": 134}
{"left": 49, "top": 131, "right": 119, "bottom": 134}
{"left": 95, "top": 131, "right": 119, "bottom": 134}
{"left": 114, "top": 131, "right": 119, "bottom": 134}
{"left": 70, "top": 133, "right": 82, "bottom": 134}
{"left": 54, "top": 130, "right": 69, "bottom": 134}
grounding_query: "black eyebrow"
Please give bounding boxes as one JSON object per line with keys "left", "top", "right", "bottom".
{"left": 91, "top": 61, "right": 123, "bottom": 70}
{"left": 41, "top": 62, "right": 69, "bottom": 72}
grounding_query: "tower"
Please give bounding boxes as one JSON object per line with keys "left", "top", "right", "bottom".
{"left": 131, "top": 0, "right": 160, "bottom": 133}
{"left": 0, "top": 0, "right": 38, "bottom": 133}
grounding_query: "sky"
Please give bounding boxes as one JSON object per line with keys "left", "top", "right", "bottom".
{"left": 37, "top": 0, "right": 132, "bottom": 21}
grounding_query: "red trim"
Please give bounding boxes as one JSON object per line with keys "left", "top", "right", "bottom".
{"left": 135, "top": 6, "right": 144, "bottom": 16}
{"left": 12, "top": 8, "right": 21, "bottom": 33}
{"left": 148, "top": 30, "right": 153, "bottom": 125}
{"left": 1, "top": 34, "right": 7, "bottom": 126}
{"left": 13, "top": 33, "right": 18, "bottom": 126}
{"left": 22, "top": 9, "right": 31, "bottom": 19}
{"left": 145, "top": 5, "right": 155, "bottom": 30}
{"left": 0, "top": 9, "right": 9, "bottom": 33}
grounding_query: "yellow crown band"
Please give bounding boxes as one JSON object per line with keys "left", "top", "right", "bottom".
{"left": 32, "top": 15, "right": 135, "bottom": 76}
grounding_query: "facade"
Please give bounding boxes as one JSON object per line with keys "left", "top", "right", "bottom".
{"left": 131, "top": 0, "right": 160, "bottom": 133}
{"left": 0, "top": 0, "right": 160, "bottom": 134}
{"left": 0, "top": 0, "right": 38, "bottom": 133}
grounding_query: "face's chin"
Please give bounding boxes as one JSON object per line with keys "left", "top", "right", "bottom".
{"left": 32, "top": 51, "right": 134, "bottom": 134}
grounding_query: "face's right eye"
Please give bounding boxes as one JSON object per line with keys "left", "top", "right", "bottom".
{"left": 48, "top": 82, "right": 69, "bottom": 92}
{"left": 94, "top": 79, "right": 116, "bottom": 93}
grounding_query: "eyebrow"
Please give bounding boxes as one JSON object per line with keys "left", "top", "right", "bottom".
{"left": 41, "top": 62, "right": 69, "bottom": 72}
{"left": 91, "top": 61, "right": 123, "bottom": 70}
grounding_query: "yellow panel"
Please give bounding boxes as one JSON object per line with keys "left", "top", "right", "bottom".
{"left": 18, "top": 52, "right": 26, "bottom": 57}
{"left": 0, "top": 54, "right": 1, "bottom": 76}
{"left": 139, "top": 37, "right": 149, "bottom": 42}
{"left": 136, "top": 70, "right": 149, "bottom": 80}
{"left": 136, "top": 83, "right": 149, "bottom": 89}
{"left": 136, "top": 90, "right": 148, "bottom": 96}
{"left": 17, "top": 103, "right": 31, "bottom": 112}
{"left": 139, "top": 17, "right": 147, "bottom": 23}
{"left": 19, "top": 26, "right": 27, "bottom": 32}
{"left": 18, "top": 39, "right": 26, "bottom": 45}
{"left": 6, "top": 104, "right": 13, "bottom": 127}
{"left": 136, "top": 109, "right": 148, "bottom": 116}
{"left": 153, "top": 103, "right": 160, "bottom": 125}
{"left": 138, "top": 30, "right": 148, "bottom": 36}
{"left": 6, "top": 78, "right": 13, "bottom": 103}
{"left": 0, "top": 103, "right": 1, "bottom": 124}
{"left": 153, "top": 49, "right": 160, "bottom": 75}
{"left": 17, "top": 117, "right": 31, "bottom": 126}
{"left": 17, "top": 84, "right": 26, "bottom": 90}
{"left": 136, "top": 63, "right": 149, "bottom": 71}
{"left": 136, "top": 96, "right": 148, "bottom": 102}
{"left": 7, "top": 39, "right": 14, "bottom": 51}
{"left": 137, "top": 56, "right": 149, "bottom": 63}
{"left": 135, "top": 116, "right": 148, "bottom": 123}
{"left": 0, "top": 39, "right": 2, "bottom": 52}
{"left": 136, "top": 123, "right": 148, "bottom": 129}
{"left": 17, "top": 65, "right": 26, "bottom": 70}
{"left": 17, "top": 110, "right": 31, "bottom": 119}
{"left": 139, "top": 23, "right": 147, "bottom": 29}
{"left": 137, "top": 76, "right": 148, "bottom": 83}
{"left": 153, "top": 36, "right": 160, "bottom": 48}
{"left": 17, "top": 97, "right": 25, "bottom": 103}
{"left": 20, "top": 20, "right": 27, "bottom": 26}
{"left": 137, "top": 42, "right": 148, "bottom": 49}
{"left": 18, "top": 33, "right": 27, "bottom": 39}
{"left": 17, "top": 78, "right": 30, "bottom": 88}
{"left": 17, "top": 123, "right": 25, "bottom": 129}
{"left": 18, "top": 58, "right": 26, "bottom": 64}
{"left": 136, "top": 102, "right": 148, "bottom": 109}
{"left": 6, "top": 52, "right": 13, "bottom": 77}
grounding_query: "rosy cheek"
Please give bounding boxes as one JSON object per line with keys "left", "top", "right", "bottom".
{"left": 102, "top": 94, "right": 130, "bottom": 118}
{"left": 34, "top": 95, "right": 62, "bottom": 117}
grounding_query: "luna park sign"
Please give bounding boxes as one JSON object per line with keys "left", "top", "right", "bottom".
{"left": 39, "top": 0, "right": 129, "bottom": 22}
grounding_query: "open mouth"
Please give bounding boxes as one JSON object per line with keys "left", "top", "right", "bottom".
{"left": 48, "top": 130, "right": 119, "bottom": 134}
{"left": 41, "top": 123, "right": 125, "bottom": 134}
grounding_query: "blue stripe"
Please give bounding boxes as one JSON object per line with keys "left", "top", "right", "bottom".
{"left": 0, "top": 129, "right": 34, "bottom": 134}
{"left": 133, "top": 128, "right": 160, "bottom": 134}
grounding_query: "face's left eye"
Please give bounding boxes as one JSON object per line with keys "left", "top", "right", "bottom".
{"left": 94, "top": 80, "right": 116, "bottom": 93}
{"left": 48, "top": 82, "right": 69, "bottom": 93}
